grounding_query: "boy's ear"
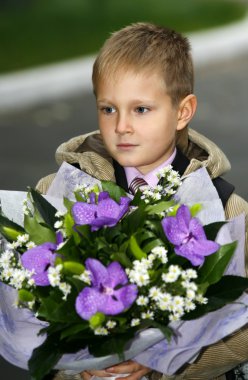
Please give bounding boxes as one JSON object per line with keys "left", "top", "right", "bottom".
{"left": 176, "top": 94, "right": 197, "bottom": 131}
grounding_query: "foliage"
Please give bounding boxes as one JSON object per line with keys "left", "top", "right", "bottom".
{"left": 0, "top": 167, "right": 247, "bottom": 379}
{"left": 0, "top": 0, "right": 247, "bottom": 73}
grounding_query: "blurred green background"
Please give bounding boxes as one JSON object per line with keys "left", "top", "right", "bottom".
{"left": 0, "top": 0, "right": 247, "bottom": 74}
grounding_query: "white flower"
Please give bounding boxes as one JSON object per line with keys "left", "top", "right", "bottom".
{"left": 128, "top": 260, "right": 150, "bottom": 286}
{"left": 54, "top": 220, "right": 63, "bottom": 229}
{"left": 106, "top": 320, "right": 117, "bottom": 329}
{"left": 47, "top": 265, "right": 62, "bottom": 287}
{"left": 195, "top": 294, "right": 208, "bottom": 304}
{"left": 0, "top": 250, "right": 14, "bottom": 268}
{"left": 27, "top": 278, "right": 35, "bottom": 287}
{"left": 162, "top": 265, "right": 181, "bottom": 283}
{"left": 76, "top": 270, "right": 91, "bottom": 284}
{"left": 9, "top": 269, "right": 27, "bottom": 289}
{"left": 94, "top": 327, "right": 109, "bottom": 336}
{"left": 8, "top": 241, "right": 20, "bottom": 249}
{"left": 130, "top": 318, "right": 141, "bottom": 327}
{"left": 147, "top": 253, "right": 156, "bottom": 263}
{"left": 55, "top": 211, "right": 66, "bottom": 218}
{"left": 149, "top": 287, "right": 161, "bottom": 301}
{"left": 151, "top": 246, "right": 168, "bottom": 263}
{"left": 136, "top": 296, "right": 149, "bottom": 306}
{"left": 17, "top": 234, "right": 30, "bottom": 245}
{"left": 157, "top": 292, "right": 172, "bottom": 311}
{"left": 181, "top": 280, "right": 198, "bottom": 291}
{"left": 27, "top": 300, "right": 35, "bottom": 309}
{"left": 2, "top": 268, "right": 14, "bottom": 281}
{"left": 141, "top": 310, "right": 154, "bottom": 320}
{"left": 152, "top": 192, "right": 162, "bottom": 201}
{"left": 140, "top": 258, "right": 153, "bottom": 269}
{"left": 170, "top": 296, "right": 185, "bottom": 314}
{"left": 184, "top": 299, "right": 196, "bottom": 312}
{"left": 128, "top": 270, "right": 150, "bottom": 286}
{"left": 157, "top": 165, "right": 173, "bottom": 179}
{"left": 186, "top": 289, "right": 196, "bottom": 300}
{"left": 26, "top": 241, "right": 36, "bottom": 249}
{"left": 169, "top": 313, "right": 181, "bottom": 322}
{"left": 56, "top": 241, "right": 66, "bottom": 250}
{"left": 59, "top": 282, "right": 72, "bottom": 300}
{"left": 182, "top": 269, "right": 198, "bottom": 280}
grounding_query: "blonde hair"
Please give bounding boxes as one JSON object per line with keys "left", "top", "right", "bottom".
{"left": 92, "top": 22, "right": 194, "bottom": 106}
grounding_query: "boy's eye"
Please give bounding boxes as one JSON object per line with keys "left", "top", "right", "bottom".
{"left": 102, "top": 106, "right": 116, "bottom": 114}
{"left": 136, "top": 106, "right": 149, "bottom": 114}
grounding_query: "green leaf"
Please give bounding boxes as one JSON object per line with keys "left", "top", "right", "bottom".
{"left": 111, "top": 251, "right": 132, "bottom": 267}
{"left": 88, "top": 330, "right": 135, "bottom": 358}
{"left": 28, "top": 334, "right": 62, "bottom": 380}
{"left": 0, "top": 214, "right": 25, "bottom": 242}
{"left": 129, "top": 235, "right": 147, "bottom": 260}
{"left": 190, "top": 203, "right": 202, "bottom": 217}
{"left": 198, "top": 241, "right": 237, "bottom": 285}
{"left": 89, "top": 312, "right": 105, "bottom": 329}
{"left": 204, "top": 221, "right": 226, "bottom": 241}
{"left": 30, "top": 188, "right": 57, "bottom": 229}
{"left": 143, "top": 238, "right": 164, "bottom": 253}
{"left": 183, "top": 275, "right": 248, "bottom": 320}
{"left": 63, "top": 261, "right": 85, "bottom": 275}
{"left": 140, "top": 319, "right": 173, "bottom": 341}
{"left": 24, "top": 215, "right": 56, "bottom": 245}
{"left": 101, "top": 181, "right": 127, "bottom": 202}
{"left": 123, "top": 205, "right": 146, "bottom": 234}
{"left": 38, "top": 296, "right": 79, "bottom": 323}
{"left": 60, "top": 322, "right": 89, "bottom": 340}
{"left": 146, "top": 200, "right": 175, "bottom": 215}
{"left": 18, "top": 289, "right": 35, "bottom": 302}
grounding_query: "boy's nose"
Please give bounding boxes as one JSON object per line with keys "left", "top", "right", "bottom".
{"left": 115, "top": 113, "right": 133, "bottom": 134}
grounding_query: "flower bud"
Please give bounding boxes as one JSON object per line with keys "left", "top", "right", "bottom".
{"left": 89, "top": 312, "right": 105, "bottom": 329}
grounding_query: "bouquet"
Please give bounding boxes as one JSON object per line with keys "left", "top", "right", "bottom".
{"left": 0, "top": 164, "right": 248, "bottom": 380}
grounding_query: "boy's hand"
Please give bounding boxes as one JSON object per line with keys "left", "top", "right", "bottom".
{"left": 81, "top": 360, "right": 151, "bottom": 380}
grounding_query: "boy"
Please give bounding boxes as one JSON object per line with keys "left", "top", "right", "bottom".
{"left": 37, "top": 23, "right": 248, "bottom": 380}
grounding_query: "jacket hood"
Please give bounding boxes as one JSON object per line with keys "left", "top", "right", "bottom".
{"left": 55, "top": 128, "right": 231, "bottom": 181}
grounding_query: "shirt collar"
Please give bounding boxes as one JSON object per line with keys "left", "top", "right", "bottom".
{"left": 124, "top": 148, "right": 177, "bottom": 188}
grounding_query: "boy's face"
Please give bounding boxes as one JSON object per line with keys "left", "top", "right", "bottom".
{"left": 96, "top": 70, "right": 186, "bottom": 174}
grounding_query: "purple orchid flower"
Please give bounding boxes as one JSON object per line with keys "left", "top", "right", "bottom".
{"left": 72, "top": 191, "right": 131, "bottom": 231}
{"left": 162, "top": 205, "right": 219, "bottom": 266}
{"left": 75, "top": 258, "right": 138, "bottom": 320}
{"left": 21, "top": 232, "right": 63, "bottom": 286}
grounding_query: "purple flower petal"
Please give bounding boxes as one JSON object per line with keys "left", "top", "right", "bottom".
{"left": 76, "top": 259, "right": 137, "bottom": 320}
{"left": 85, "top": 258, "right": 109, "bottom": 288}
{"left": 98, "top": 191, "right": 110, "bottom": 202}
{"left": 162, "top": 204, "right": 219, "bottom": 266}
{"left": 21, "top": 246, "right": 55, "bottom": 286}
{"left": 76, "top": 287, "right": 105, "bottom": 320}
{"left": 98, "top": 294, "right": 125, "bottom": 316}
{"left": 97, "top": 198, "right": 123, "bottom": 220}
{"left": 107, "top": 262, "right": 128, "bottom": 288}
{"left": 72, "top": 202, "right": 97, "bottom": 225}
{"left": 72, "top": 192, "right": 131, "bottom": 231}
{"left": 176, "top": 239, "right": 220, "bottom": 266}
{"left": 114, "top": 284, "right": 138, "bottom": 309}
{"left": 89, "top": 192, "right": 96, "bottom": 204}
{"left": 162, "top": 217, "right": 184, "bottom": 246}
{"left": 90, "top": 217, "right": 119, "bottom": 231}
{"left": 56, "top": 231, "right": 64, "bottom": 245}
{"left": 188, "top": 218, "right": 207, "bottom": 241}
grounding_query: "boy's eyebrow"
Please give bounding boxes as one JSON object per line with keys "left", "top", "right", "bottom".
{"left": 97, "top": 98, "right": 155, "bottom": 104}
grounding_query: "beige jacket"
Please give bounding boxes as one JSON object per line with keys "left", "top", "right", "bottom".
{"left": 37, "top": 128, "right": 248, "bottom": 380}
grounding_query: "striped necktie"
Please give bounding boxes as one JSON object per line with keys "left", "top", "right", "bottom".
{"left": 129, "top": 177, "right": 148, "bottom": 195}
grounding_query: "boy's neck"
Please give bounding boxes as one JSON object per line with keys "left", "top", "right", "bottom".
{"left": 124, "top": 148, "right": 177, "bottom": 188}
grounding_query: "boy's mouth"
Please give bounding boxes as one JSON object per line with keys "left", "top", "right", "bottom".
{"left": 116, "top": 143, "right": 138, "bottom": 151}
{"left": 117, "top": 144, "right": 137, "bottom": 148}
